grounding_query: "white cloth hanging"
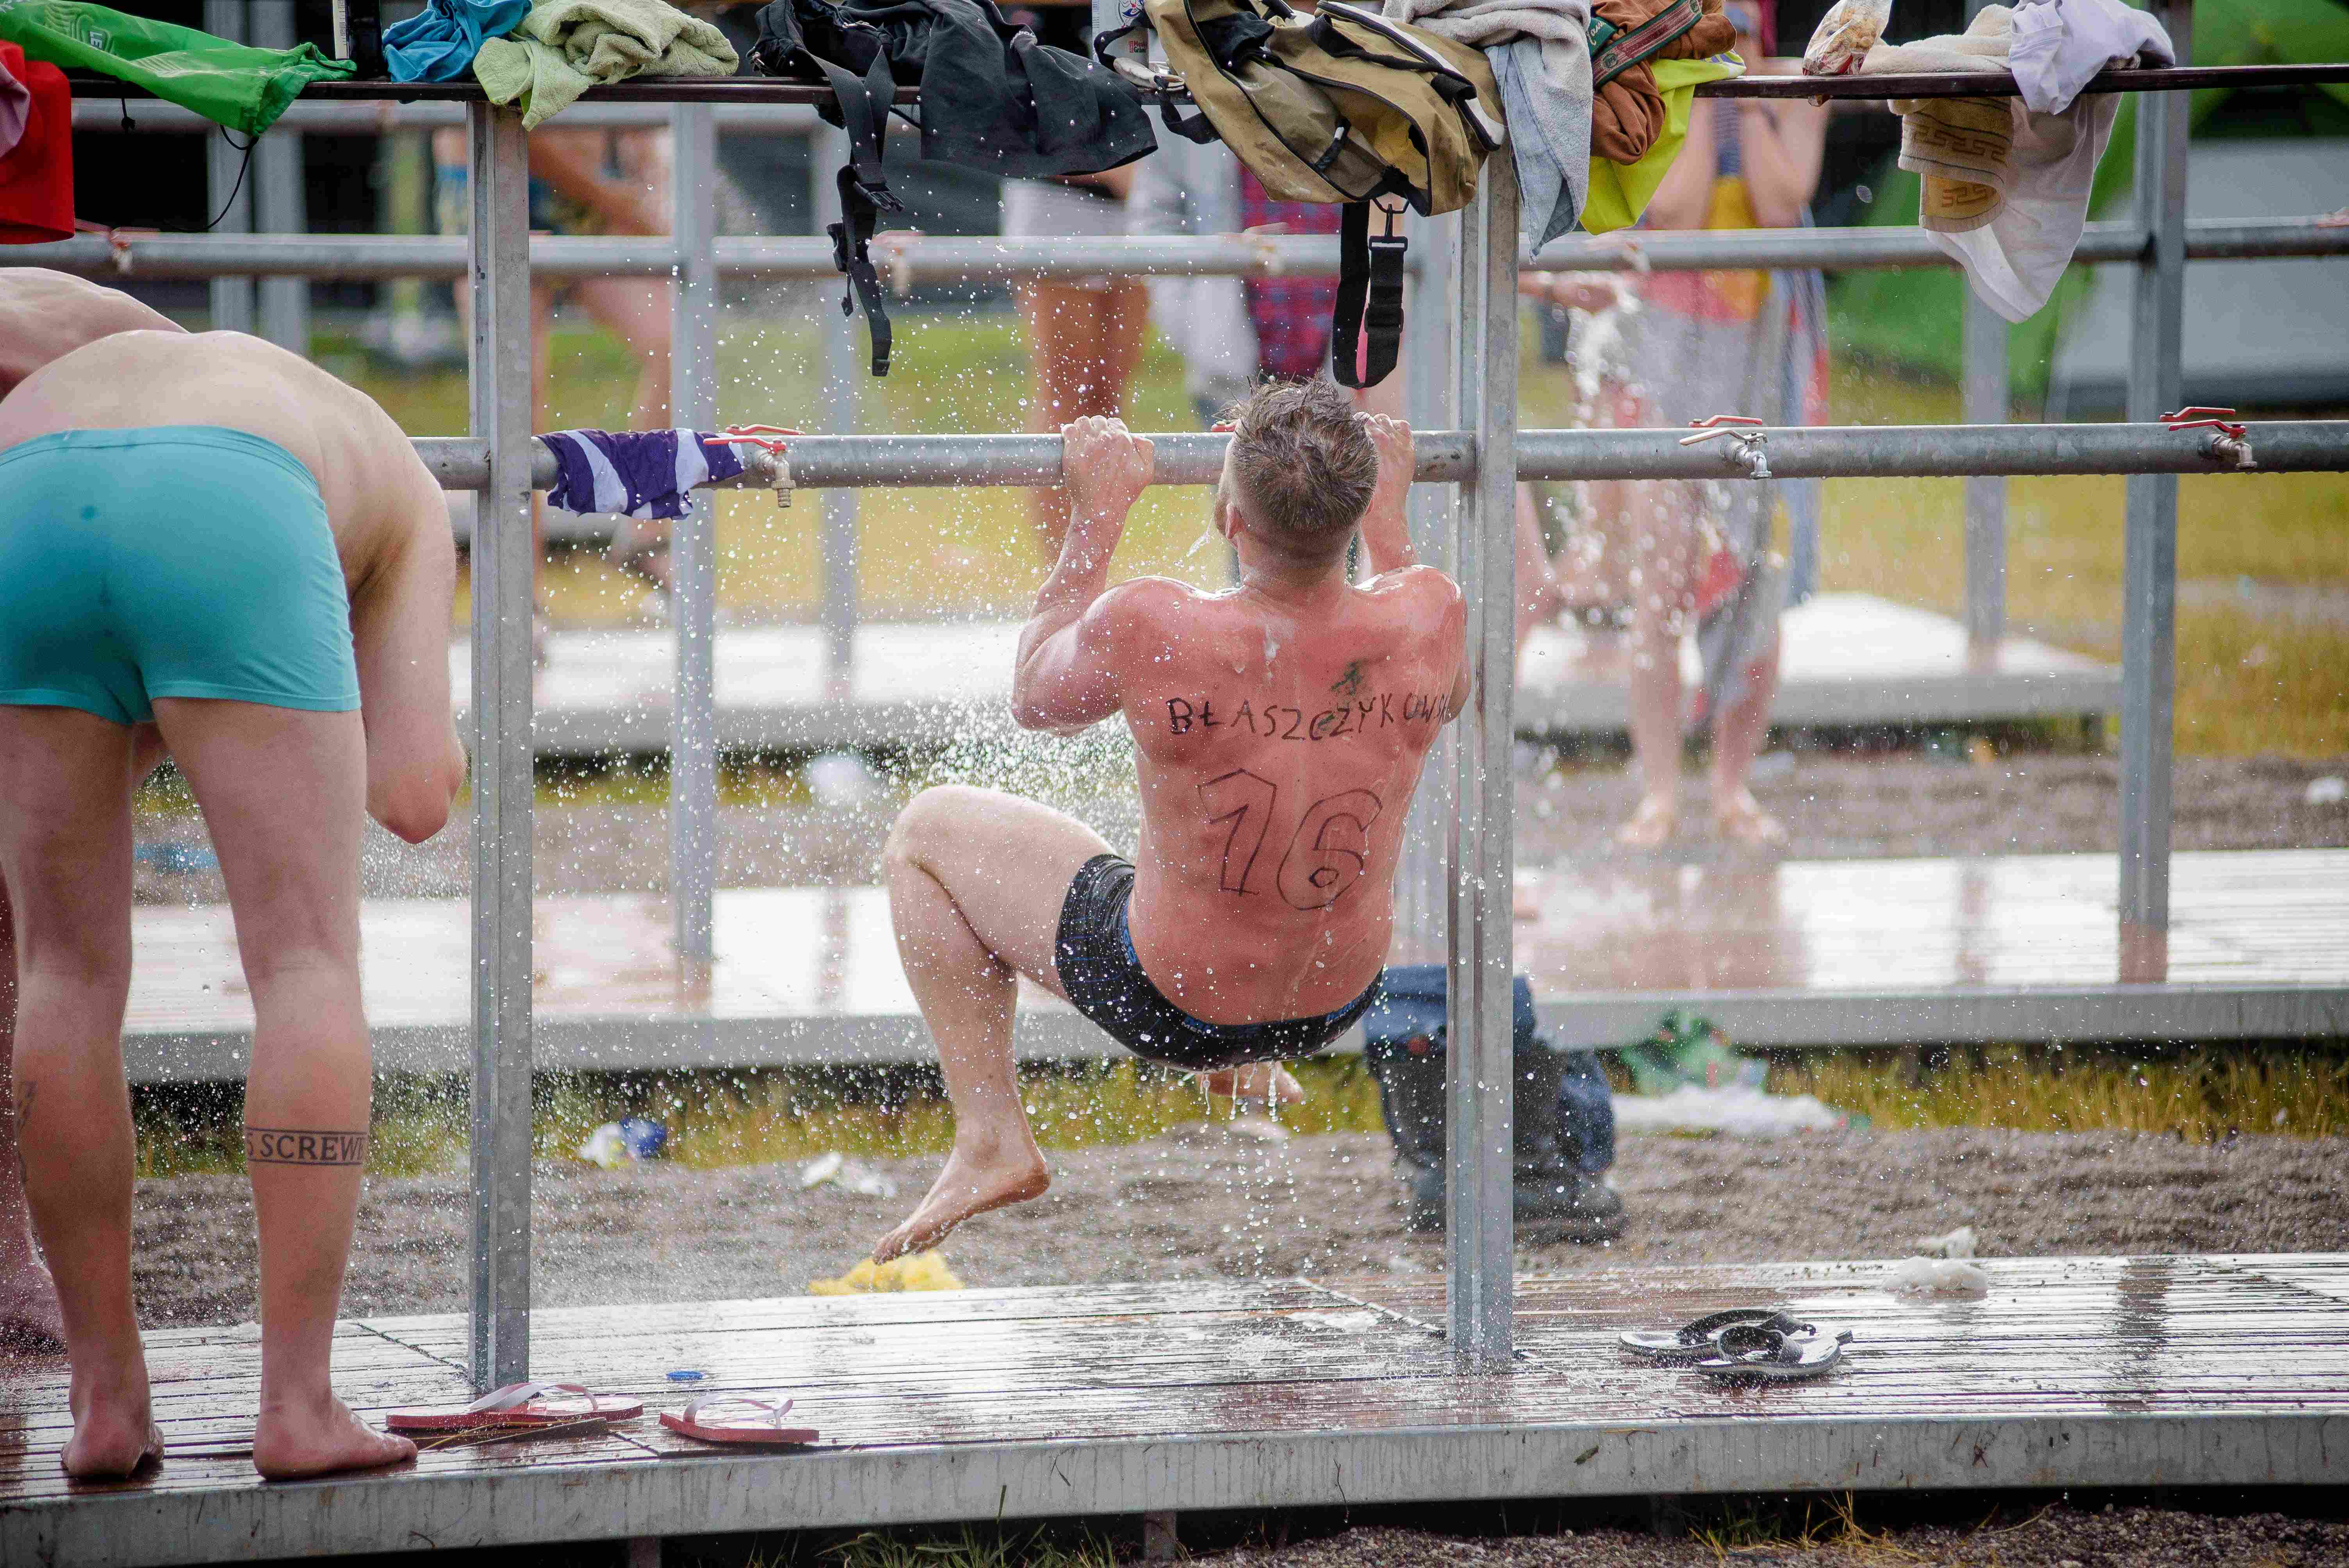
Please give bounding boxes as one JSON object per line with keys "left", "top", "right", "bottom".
{"left": 1857, "top": 2, "right": 2172, "bottom": 322}
{"left": 2009, "top": 0, "right": 2174, "bottom": 115}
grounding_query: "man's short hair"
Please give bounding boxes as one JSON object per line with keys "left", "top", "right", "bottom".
{"left": 1224, "top": 378, "right": 1379, "bottom": 563}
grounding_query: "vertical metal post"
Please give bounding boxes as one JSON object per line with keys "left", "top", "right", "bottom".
{"left": 1960, "top": 297, "right": 2007, "bottom": 652}
{"left": 201, "top": 0, "right": 254, "bottom": 334}
{"left": 1959, "top": 0, "right": 2006, "bottom": 656}
{"left": 249, "top": 0, "right": 308, "bottom": 353}
{"left": 2119, "top": 5, "right": 2190, "bottom": 983}
{"left": 1394, "top": 214, "right": 1457, "bottom": 964}
{"left": 1444, "top": 161, "right": 1519, "bottom": 1371}
{"left": 812, "top": 127, "right": 862, "bottom": 688}
{"left": 670, "top": 105, "right": 720, "bottom": 964}
{"left": 467, "top": 101, "right": 536, "bottom": 1393}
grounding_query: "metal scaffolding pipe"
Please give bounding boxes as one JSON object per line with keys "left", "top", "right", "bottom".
{"left": 410, "top": 421, "right": 2348, "bottom": 494}
{"left": 18, "top": 218, "right": 2339, "bottom": 284}
{"left": 65, "top": 61, "right": 2349, "bottom": 107}
{"left": 77, "top": 99, "right": 824, "bottom": 132}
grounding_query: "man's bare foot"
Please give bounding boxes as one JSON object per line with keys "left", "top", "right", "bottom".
{"left": 252, "top": 1392, "right": 417, "bottom": 1480}
{"left": 1614, "top": 792, "right": 1677, "bottom": 848}
{"left": 1196, "top": 1062, "right": 1305, "bottom": 1103}
{"left": 872, "top": 1139, "right": 1048, "bottom": 1263}
{"left": 0, "top": 1253, "right": 66, "bottom": 1350}
{"left": 1713, "top": 790, "right": 1788, "bottom": 848}
{"left": 62, "top": 1374, "right": 164, "bottom": 1479}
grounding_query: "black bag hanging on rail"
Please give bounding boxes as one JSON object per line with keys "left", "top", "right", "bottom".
{"left": 752, "top": 0, "right": 1156, "bottom": 375}
{"left": 1114, "top": 0, "right": 1504, "bottom": 388}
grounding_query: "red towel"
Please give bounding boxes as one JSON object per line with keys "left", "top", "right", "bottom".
{"left": 0, "top": 42, "right": 73, "bottom": 244}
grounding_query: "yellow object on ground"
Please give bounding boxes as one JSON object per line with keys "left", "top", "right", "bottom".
{"left": 808, "top": 1251, "right": 966, "bottom": 1295}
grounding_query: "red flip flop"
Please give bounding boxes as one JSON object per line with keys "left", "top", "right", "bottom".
{"left": 384, "top": 1381, "right": 645, "bottom": 1433}
{"left": 659, "top": 1394, "right": 819, "bottom": 1447}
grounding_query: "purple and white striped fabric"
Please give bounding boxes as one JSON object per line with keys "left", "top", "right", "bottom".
{"left": 538, "top": 428, "right": 747, "bottom": 521}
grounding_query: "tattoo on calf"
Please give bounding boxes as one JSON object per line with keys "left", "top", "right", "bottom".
{"left": 244, "top": 1127, "right": 370, "bottom": 1167}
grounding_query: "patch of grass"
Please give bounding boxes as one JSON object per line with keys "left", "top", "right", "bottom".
{"left": 529, "top": 1058, "right": 1389, "bottom": 1171}
{"left": 822, "top": 1525, "right": 1117, "bottom": 1568}
{"left": 1771, "top": 1044, "right": 2349, "bottom": 1141}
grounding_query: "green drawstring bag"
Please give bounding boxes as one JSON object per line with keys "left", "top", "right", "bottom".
{"left": 0, "top": 0, "right": 354, "bottom": 137}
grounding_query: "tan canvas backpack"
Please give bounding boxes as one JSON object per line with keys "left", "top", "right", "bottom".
{"left": 1110, "top": 0, "right": 1506, "bottom": 386}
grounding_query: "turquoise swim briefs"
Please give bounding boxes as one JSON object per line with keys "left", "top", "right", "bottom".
{"left": 0, "top": 426, "right": 361, "bottom": 725}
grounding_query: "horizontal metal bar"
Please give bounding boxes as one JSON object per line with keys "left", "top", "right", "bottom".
{"left": 77, "top": 98, "right": 825, "bottom": 132}
{"left": 1514, "top": 420, "right": 2349, "bottom": 481}
{"left": 409, "top": 421, "right": 2349, "bottom": 493}
{"left": 64, "top": 61, "right": 2349, "bottom": 106}
{"left": 1690, "top": 61, "right": 2349, "bottom": 99}
{"left": 68, "top": 75, "right": 916, "bottom": 105}
{"left": 4, "top": 233, "right": 1360, "bottom": 282}
{"left": 1526, "top": 217, "right": 2349, "bottom": 272}
{"left": 117, "top": 978, "right": 2349, "bottom": 1083}
{"left": 19, "top": 218, "right": 2337, "bottom": 284}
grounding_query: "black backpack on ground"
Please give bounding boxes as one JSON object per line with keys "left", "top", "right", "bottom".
{"left": 752, "top": 0, "right": 1157, "bottom": 374}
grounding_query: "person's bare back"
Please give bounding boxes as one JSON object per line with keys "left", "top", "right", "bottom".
{"left": 869, "top": 382, "right": 1463, "bottom": 1262}
{"left": 0, "top": 269, "right": 184, "bottom": 398}
{"left": 1099, "top": 533, "right": 1461, "bottom": 1023}
{"left": 0, "top": 329, "right": 465, "bottom": 836}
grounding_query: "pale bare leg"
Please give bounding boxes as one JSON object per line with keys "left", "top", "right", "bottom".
{"left": 0, "top": 708, "right": 158, "bottom": 1475}
{"left": 873, "top": 786, "right": 1116, "bottom": 1261}
{"left": 1709, "top": 631, "right": 1787, "bottom": 846}
{"left": 0, "top": 881, "right": 64, "bottom": 1351}
{"left": 1617, "top": 479, "right": 1700, "bottom": 848}
{"left": 1020, "top": 280, "right": 1148, "bottom": 561}
{"left": 148, "top": 698, "right": 414, "bottom": 1480}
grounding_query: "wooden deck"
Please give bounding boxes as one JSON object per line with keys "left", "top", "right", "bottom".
{"left": 5, "top": 1256, "right": 2346, "bottom": 1566}
{"left": 471, "top": 594, "right": 2117, "bottom": 754}
{"left": 118, "top": 850, "right": 2349, "bottom": 1082}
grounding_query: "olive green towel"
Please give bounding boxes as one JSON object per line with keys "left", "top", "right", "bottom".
{"left": 474, "top": 0, "right": 736, "bottom": 128}
{"left": 0, "top": 0, "right": 353, "bottom": 137}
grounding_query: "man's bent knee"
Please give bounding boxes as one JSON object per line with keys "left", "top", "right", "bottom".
{"left": 886, "top": 786, "right": 996, "bottom": 868}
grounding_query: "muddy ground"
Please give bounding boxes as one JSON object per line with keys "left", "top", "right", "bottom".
{"left": 1167, "top": 1506, "right": 2349, "bottom": 1568}
{"left": 128, "top": 1124, "right": 2349, "bottom": 1327}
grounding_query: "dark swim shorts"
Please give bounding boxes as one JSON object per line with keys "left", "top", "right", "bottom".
{"left": 1054, "top": 853, "right": 1379, "bottom": 1072}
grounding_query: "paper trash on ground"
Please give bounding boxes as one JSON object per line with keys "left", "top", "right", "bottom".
{"left": 798, "top": 1151, "right": 900, "bottom": 1198}
{"left": 1612, "top": 1083, "right": 1850, "bottom": 1139}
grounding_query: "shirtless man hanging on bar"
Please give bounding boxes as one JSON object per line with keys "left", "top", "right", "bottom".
{"left": 873, "top": 378, "right": 1467, "bottom": 1262}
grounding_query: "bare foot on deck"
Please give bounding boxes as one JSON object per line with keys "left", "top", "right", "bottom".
{"left": 252, "top": 1393, "right": 416, "bottom": 1480}
{"left": 1614, "top": 792, "right": 1677, "bottom": 848}
{"left": 872, "top": 1139, "right": 1048, "bottom": 1263}
{"left": 1713, "top": 789, "right": 1787, "bottom": 848}
{"left": 62, "top": 1375, "right": 164, "bottom": 1479}
{"left": 0, "top": 1253, "right": 66, "bottom": 1350}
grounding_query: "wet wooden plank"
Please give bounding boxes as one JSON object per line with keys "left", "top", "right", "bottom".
{"left": 460, "top": 595, "right": 2116, "bottom": 757}
{"left": 118, "top": 853, "right": 2349, "bottom": 1080}
{"left": 6, "top": 1258, "right": 2347, "bottom": 1562}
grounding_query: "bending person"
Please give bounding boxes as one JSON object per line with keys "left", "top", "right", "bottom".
{"left": 0, "top": 327, "right": 465, "bottom": 1479}
{"left": 875, "top": 382, "right": 1466, "bottom": 1261}
{"left": 0, "top": 271, "right": 187, "bottom": 1352}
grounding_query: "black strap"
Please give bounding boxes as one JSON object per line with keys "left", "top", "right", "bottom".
{"left": 1157, "top": 94, "right": 1221, "bottom": 144}
{"left": 1330, "top": 202, "right": 1406, "bottom": 389}
{"left": 812, "top": 50, "right": 904, "bottom": 376}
